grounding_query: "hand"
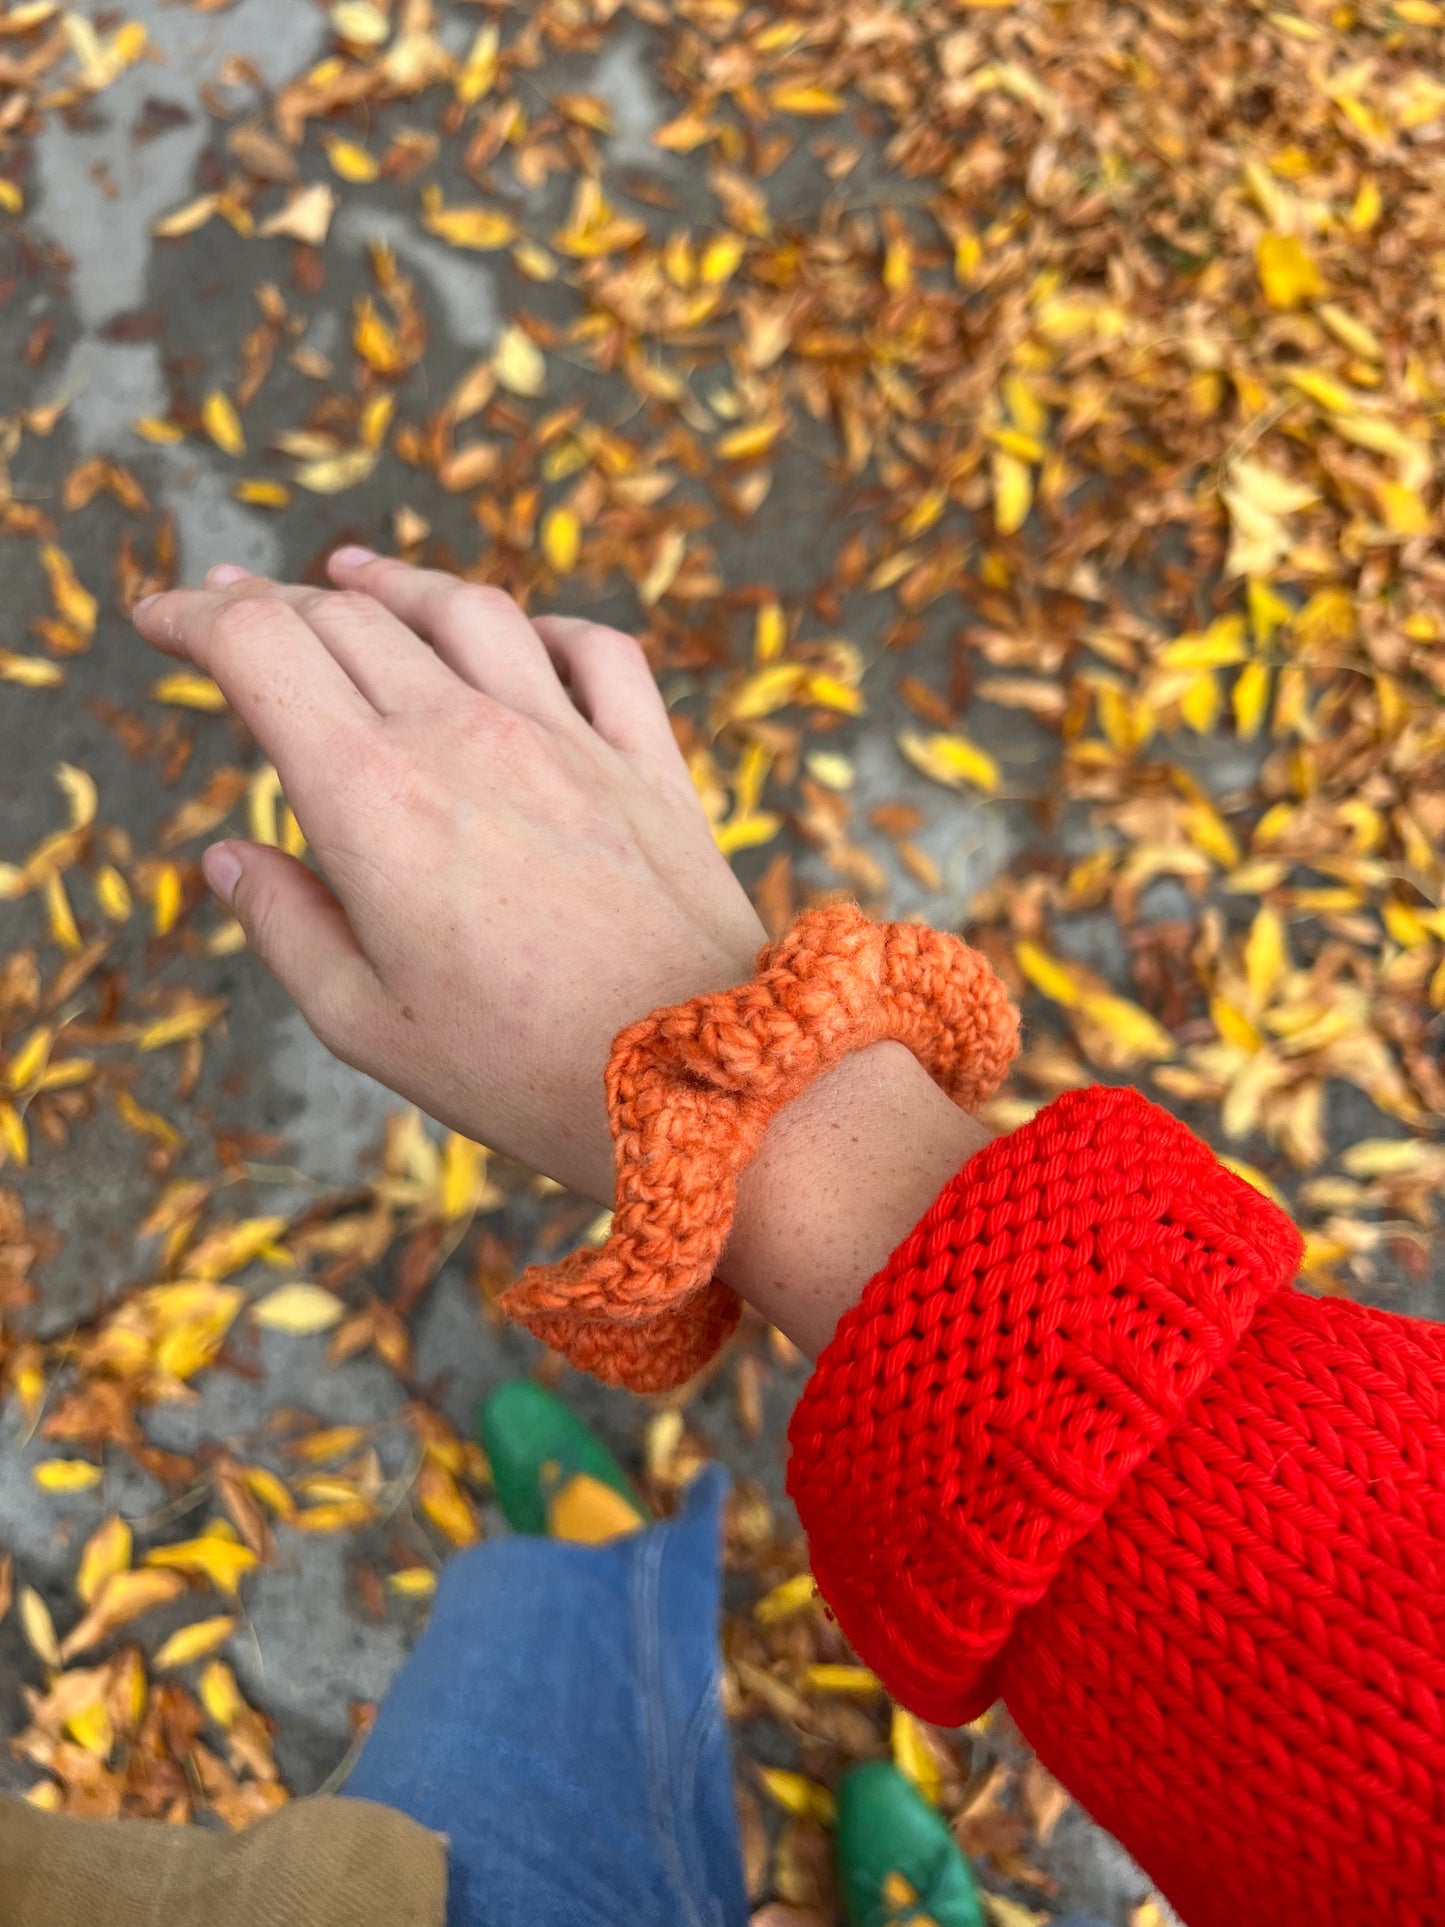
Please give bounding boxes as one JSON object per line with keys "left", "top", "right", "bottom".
{"left": 132, "top": 551, "right": 766, "bottom": 1204}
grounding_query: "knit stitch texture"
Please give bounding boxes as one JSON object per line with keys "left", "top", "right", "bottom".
{"left": 503, "top": 902, "right": 1019, "bottom": 1393}
{"left": 789, "top": 1085, "right": 1445, "bottom": 1926}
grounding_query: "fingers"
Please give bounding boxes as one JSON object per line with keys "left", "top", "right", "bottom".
{"left": 532, "top": 615, "right": 689, "bottom": 777}
{"left": 327, "top": 548, "right": 573, "bottom": 722}
{"left": 132, "top": 584, "right": 376, "bottom": 829}
{"left": 202, "top": 841, "right": 386, "bottom": 1066}
{"left": 205, "top": 572, "right": 458, "bottom": 714}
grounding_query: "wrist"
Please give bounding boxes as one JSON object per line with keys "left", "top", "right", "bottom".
{"left": 721, "top": 1040, "right": 992, "bottom": 1357}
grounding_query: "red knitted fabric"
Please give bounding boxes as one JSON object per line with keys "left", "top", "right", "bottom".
{"left": 789, "top": 1086, "right": 1445, "bottom": 1926}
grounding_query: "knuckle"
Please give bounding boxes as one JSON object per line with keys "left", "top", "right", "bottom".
{"left": 448, "top": 580, "right": 519, "bottom": 624}
{"left": 360, "top": 736, "right": 447, "bottom": 823}
{"left": 323, "top": 590, "right": 378, "bottom": 626}
{"left": 212, "top": 596, "right": 279, "bottom": 649}
{"left": 289, "top": 586, "right": 333, "bottom": 623}
{"left": 512, "top": 730, "right": 593, "bottom": 815}
{"left": 479, "top": 705, "right": 536, "bottom": 766}
{"left": 448, "top": 697, "right": 495, "bottom": 746}
{"left": 597, "top": 627, "right": 649, "bottom": 670}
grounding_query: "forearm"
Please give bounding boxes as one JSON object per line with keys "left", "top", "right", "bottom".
{"left": 722, "top": 1041, "right": 992, "bottom": 1358}
{"left": 785, "top": 1085, "right": 1445, "bottom": 1927}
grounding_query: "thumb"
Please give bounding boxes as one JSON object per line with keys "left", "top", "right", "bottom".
{"left": 203, "top": 840, "right": 382, "bottom": 1061}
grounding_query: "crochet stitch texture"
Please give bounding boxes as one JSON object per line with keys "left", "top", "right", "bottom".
{"left": 503, "top": 901, "right": 1019, "bottom": 1393}
{"left": 789, "top": 1084, "right": 1445, "bottom": 1926}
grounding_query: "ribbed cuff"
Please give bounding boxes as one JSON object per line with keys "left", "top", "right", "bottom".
{"left": 786, "top": 1085, "right": 1304, "bottom": 1725}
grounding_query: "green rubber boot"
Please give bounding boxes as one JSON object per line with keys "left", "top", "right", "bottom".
{"left": 836, "top": 1761, "right": 985, "bottom": 1927}
{"left": 478, "top": 1378, "right": 647, "bottom": 1545}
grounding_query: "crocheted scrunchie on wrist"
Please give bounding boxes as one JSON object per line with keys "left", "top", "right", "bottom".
{"left": 501, "top": 900, "right": 1020, "bottom": 1394}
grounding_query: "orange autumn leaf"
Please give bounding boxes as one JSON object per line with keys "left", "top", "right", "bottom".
{"left": 61, "top": 1569, "right": 186, "bottom": 1661}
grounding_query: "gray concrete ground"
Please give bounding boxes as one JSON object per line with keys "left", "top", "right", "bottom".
{"left": 0, "top": 2, "right": 1169, "bottom": 1919}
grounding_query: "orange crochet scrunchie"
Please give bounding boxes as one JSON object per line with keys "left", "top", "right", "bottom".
{"left": 501, "top": 902, "right": 1020, "bottom": 1394}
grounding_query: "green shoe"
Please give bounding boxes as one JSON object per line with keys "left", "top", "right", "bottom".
{"left": 836, "top": 1761, "right": 985, "bottom": 1927}
{"left": 478, "top": 1378, "right": 647, "bottom": 1545}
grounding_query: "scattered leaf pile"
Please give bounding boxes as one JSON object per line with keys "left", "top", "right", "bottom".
{"left": 2, "top": 0, "right": 1444, "bottom": 1917}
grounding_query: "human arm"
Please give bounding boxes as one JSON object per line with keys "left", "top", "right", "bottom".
{"left": 787, "top": 1083, "right": 1445, "bottom": 1927}
{"left": 132, "top": 561, "right": 1445, "bottom": 1925}
{"left": 130, "top": 555, "right": 987, "bottom": 1359}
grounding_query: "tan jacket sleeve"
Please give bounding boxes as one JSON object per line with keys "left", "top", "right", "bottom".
{"left": 0, "top": 1794, "right": 446, "bottom": 1927}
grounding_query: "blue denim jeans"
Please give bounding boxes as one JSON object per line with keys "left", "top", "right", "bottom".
{"left": 344, "top": 1463, "right": 749, "bottom": 1927}
{"left": 344, "top": 1461, "right": 1112, "bottom": 1927}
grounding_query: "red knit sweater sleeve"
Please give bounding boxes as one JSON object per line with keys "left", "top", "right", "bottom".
{"left": 787, "top": 1086, "right": 1445, "bottom": 1927}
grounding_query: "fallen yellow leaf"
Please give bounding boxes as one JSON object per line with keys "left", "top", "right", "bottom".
{"left": 421, "top": 188, "right": 517, "bottom": 252}
{"left": 1374, "top": 479, "right": 1431, "bottom": 537}
{"left": 152, "top": 194, "right": 218, "bottom": 239}
{"left": 153, "top": 1615, "right": 236, "bottom": 1671}
{"left": 757, "top": 1766, "right": 836, "bottom": 1824}
{"left": 7, "top": 1026, "right": 52, "bottom": 1092}
{"left": 717, "top": 419, "right": 781, "bottom": 461}
{"left": 892, "top": 1706, "right": 942, "bottom": 1805}
{"left": 1076, "top": 992, "right": 1176, "bottom": 1066}
{"left": 0, "top": 651, "right": 65, "bottom": 687}
{"left": 1256, "top": 231, "right": 1325, "bottom": 308}
{"left": 770, "top": 83, "right": 843, "bottom": 115}
{"left": 415, "top": 1461, "right": 480, "bottom": 1548}
{"left": 1233, "top": 661, "right": 1271, "bottom": 738}
{"left": 241, "top": 1464, "right": 295, "bottom": 1519}
{"left": 61, "top": 1569, "right": 186, "bottom": 1660}
{"left": 152, "top": 862, "right": 182, "bottom": 937}
{"left": 133, "top": 415, "right": 186, "bottom": 444}
{"left": 200, "top": 1657, "right": 245, "bottom": 1729}
{"left": 94, "top": 864, "right": 132, "bottom": 921}
{"left": 992, "top": 447, "right": 1033, "bottom": 534}
{"left": 144, "top": 1533, "right": 258, "bottom": 1599}
{"left": 252, "top": 1282, "right": 346, "bottom": 1334}
{"left": 753, "top": 1572, "right": 815, "bottom": 1625}
{"left": 897, "top": 729, "right": 1001, "bottom": 795}
{"left": 294, "top": 446, "right": 379, "bottom": 494}
{"left": 387, "top": 1568, "right": 438, "bottom": 1597}
{"left": 20, "top": 1587, "right": 60, "bottom": 1667}
{"left": 804, "top": 1664, "right": 880, "bottom": 1695}
{"left": 440, "top": 1132, "right": 493, "bottom": 1221}
{"left": 541, "top": 506, "right": 581, "bottom": 572}
{"left": 32, "top": 1459, "right": 102, "bottom": 1494}
{"left": 493, "top": 324, "right": 546, "bottom": 397}
{"left": 40, "top": 547, "right": 97, "bottom": 640}
{"left": 1245, "top": 906, "right": 1288, "bottom": 1011}
{"left": 201, "top": 391, "right": 246, "bottom": 458}
{"left": 153, "top": 673, "right": 227, "bottom": 713}
{"left": 76, "top": 1517, "right": 132, "bottom": 1607}
{"left": 324, "top": 135, "right": 378, "bottom": 182}
{"left": 455, "top": 22, "right": 498, "bottom": 102}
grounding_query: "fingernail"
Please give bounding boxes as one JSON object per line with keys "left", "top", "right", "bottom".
{"left": 207, "top": 563, "right": 250, "bottom": 587}
{"left": 330, "top": 545, "right": 377, "bottom": 569}
{"left": 133, "top": 593, "right": 160, "bottom": 617}
{"left": 202, "top": 843, "right": 244, "bottom": 907}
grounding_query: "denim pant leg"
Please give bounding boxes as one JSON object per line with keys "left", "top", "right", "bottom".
{"left": 343, "top": 1463, "right": 747, "bottom": 1927}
